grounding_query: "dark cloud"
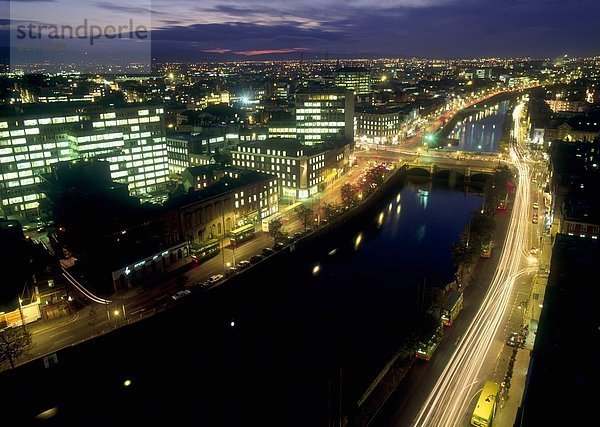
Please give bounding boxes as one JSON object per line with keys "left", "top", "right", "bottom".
{"left": 151, "top": 0, "right": 600, "bottom": 58}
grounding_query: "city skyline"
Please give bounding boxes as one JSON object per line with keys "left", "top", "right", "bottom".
{"left": 2, "top": 0, "right": 600, "bottom": 64}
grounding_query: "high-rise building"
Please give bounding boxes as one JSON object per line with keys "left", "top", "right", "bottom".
{"left": 295, "top": 87, "right": 354, "bottom": 145}
{"left": 0, "top": 102, "right": 168, "bottom": 219}
{"left": 334, "top": 67, "right": 372, "bottom": 95}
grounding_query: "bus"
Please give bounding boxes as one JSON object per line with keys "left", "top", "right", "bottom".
{"left": 230, "top": 224, "right": 256, "bottom": 246}
{"left": 190, "top": 239, "right": 220, "bottom": 264}
{"left": 261, "top": 201, "right": 302, "bottom": 232}
{"left": 471, "top": 380, "right": 500, "bottom": 427}
{"left": 415, "top": 323, "right": 443, "bottom": 361}
{"left": 441, "top": 291, "right": 464, "bottom": 326}
{"left": 480, "top": 238, "right": 493, "bottom": 258}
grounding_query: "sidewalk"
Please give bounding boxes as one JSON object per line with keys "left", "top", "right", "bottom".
{"left": 495, "top": 318, "right": 537, "bottom": 426}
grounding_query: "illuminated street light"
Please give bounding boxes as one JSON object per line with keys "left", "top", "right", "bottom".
{"left": 312, "top": 264, "right": 321, "bottom": 276}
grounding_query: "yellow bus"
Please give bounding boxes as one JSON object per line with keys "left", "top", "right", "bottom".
{"left": 471, "top": 380, "right": 500, "bottom": 427}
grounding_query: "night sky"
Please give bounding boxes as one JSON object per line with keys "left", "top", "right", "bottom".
{"left": 148, "top": 0, "right": 599, "bottom": 59}
{"left": 3, "top": 0, "right": 600, "bottom": 60}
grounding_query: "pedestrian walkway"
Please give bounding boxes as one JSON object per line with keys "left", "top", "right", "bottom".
{"left": 495, "top": 317, "right": 538, "bottom": 427}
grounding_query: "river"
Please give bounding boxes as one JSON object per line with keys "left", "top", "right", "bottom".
{"left": 10, "top": 178, "right": 485, "bottom": 426}
{"left": 448, "top": 100, "right": 511, "bottom": 153}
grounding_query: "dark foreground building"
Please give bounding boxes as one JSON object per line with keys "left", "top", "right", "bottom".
{"left": 515, "top": 234, "right": 600, "bottom": 426}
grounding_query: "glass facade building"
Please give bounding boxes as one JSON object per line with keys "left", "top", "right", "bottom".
{"left": 295, "top": 88, "right": 354, "bottom": 146}
{"left": 0, "top": 103, "right": 168, "bottom": 219}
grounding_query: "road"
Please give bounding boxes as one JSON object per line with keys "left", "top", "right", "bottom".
{"left": 374, "top": 99, "right": 544, "bottom": 427}
{"left": 408, "top": 142, "right": 532, "bottom": 426}
{"left": 19, "top": 159, "right": 377, "bottom": 367}
{"left": 16, "top": 88, "right": 536, "bottom": 370}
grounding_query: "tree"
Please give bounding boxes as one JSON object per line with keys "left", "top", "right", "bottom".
{"left": 296, "top": 204, "right": 313, "bottom": 231}
{"left": 341, "top": 183, "right": 360, "bottom": 208}
{"left": 322, "top": 203, "right": 339, "bottom": 222}
{"left": 268, "top": 218, "right": 287, "bottom": 244}
{"left": 485, "top": 165, "right": 513, "bottom": 210}
{"left": 0, "top": 327, "right": 33, "bottom": 369}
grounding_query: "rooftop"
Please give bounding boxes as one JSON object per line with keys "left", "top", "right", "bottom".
{"left": 517, "top": 234, "right": 600, "bottom": 425}
{"left": 167, "top": 170, "right": 275, "bottom": 210}
{"left": 233, "top": 138, "right": 330, "bottom": 156}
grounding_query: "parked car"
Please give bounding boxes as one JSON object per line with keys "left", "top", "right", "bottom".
{"left": 207, "top": 274, "right": 224, "bottom": 284}
{"left": 272, "top": 243, "right": 285, "bottom": 252}
{"left": 293, "top": 232, "right": 304, "bottom": 240}
{"left": 506, "top": 332, "right": 519, "bottom": 347}
{"left": 224, "top": 267, "right": 238, "bottom": 277}
{"left": 195, "top": 281, "right": 208, "bottom": 288}
{"left": 533, "top": 202, "right": 539, "bottom": 210}
{"left": 172, "top": 289, "right": 191, "bottom": 300}
{"left": 249, "top": 255, "right": 263, "bottom": 265}
{"left": 261, "top": 247, "right": 275, "bottom": 257}
{"left": 237, "top": 260, "right": 251, "bottom": 269}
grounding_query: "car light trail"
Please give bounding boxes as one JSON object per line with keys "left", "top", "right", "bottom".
{"left": 412, "top": 144, "right": 531, "bottom": 427}
{"left": 61, "top": 267, "right": 111, "bottom": 305}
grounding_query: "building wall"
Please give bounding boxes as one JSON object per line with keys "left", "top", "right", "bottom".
{"left": 166, "top": 137, "right": 190, "bottom": 174}
{"left": 355, "top": 111, "right": 402, "bottom": 144}
{"left": 560, "top": 220, "right": 600, "bottom": 239}
{"left": 296, "top": 90, "right": 354, "bottom": 145}
{"left": 334, "top": 70, "right": 372, "bottom": 95}
{"left": 0, "top": 105, "right": 168, "bottom": 219}
{"left": 178, "top": 177, "right": 278, "bottom": 245}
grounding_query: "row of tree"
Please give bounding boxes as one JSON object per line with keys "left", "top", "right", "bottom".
{"left": 452, "top": 165, "right": 511, "bottom": 283}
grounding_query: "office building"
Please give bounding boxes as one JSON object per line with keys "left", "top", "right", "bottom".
{"left": 355, "top": 106, "right": 404, "bottom": 145}
{"left": 334, "top": 67, "right": 372, "bottom": 95}
{"left": 267, "top": 120, "right": 297, "bottom": 139}
{"left": 231, "top": 138, "right": 350, "bottom": 200}
{"left": 295, "top": 87, "right": 354, "bottom": 145}
{"left": 0, "top": 102, "right": 168, "bottom": 219}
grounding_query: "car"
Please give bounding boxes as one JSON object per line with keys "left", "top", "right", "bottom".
{"left": 224, "top": 267, "right": 238, "bottom": 277}
{"left": 249, "top": 255, "right": 263, "bottom": 265}
{"left": 530, "top": 247, "right": 539, "bottom": 254}
{"left": 532, "top": 217, "right": 538, "bottom": 224}
{"left": 286, "top": 235, "right": 297, "bottom": 244}
{"left": 293, "top": 232, "right": 304, "bottom": 240}
{"left": 272, "top": 243, "right": 285, "bottom": 252}
{"left": 506, "top": 332, "right": 519, "bottom": 347}
{"left": 237, "top": 260, "right": 251, "bottom": 269}
{"left": 533, "top": 202, "right": 539, "bottom": 210}
{"left": 207, "top": 274, "right": 224, "bottom": 284}
{"left": 172, "top": 289, "right": 191, "bottom": 300}
{"left": 37, "top": 227, "right": 46, "bottom": 233}
{"left": 261, "top": 247, "right": 275, "bottom": 257}
{"left": 195, "top": 281, "right": 209, "bottom": 288}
